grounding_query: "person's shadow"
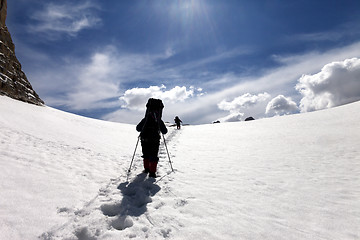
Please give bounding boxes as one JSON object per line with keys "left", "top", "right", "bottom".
{"left": 100, "top": 173, "right": 161, "bottom": 230}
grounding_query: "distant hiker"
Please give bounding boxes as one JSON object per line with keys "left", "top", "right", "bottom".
{"left": 136, "top": 98, "right": 168, "bottom": 178}
{"left": 174, "top": 116, "right": 182, "bottom": 130}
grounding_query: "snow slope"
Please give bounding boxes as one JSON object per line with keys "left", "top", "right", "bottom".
{"left": 0, "top": 95, "right": 359, "bottom": 239}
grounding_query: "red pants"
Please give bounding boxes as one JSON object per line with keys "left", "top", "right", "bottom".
{"left": 143, "top": 158, "right": 157, "bottom": 173}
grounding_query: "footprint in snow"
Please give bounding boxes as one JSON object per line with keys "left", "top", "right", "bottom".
{"left": 174, "top": 199, "right": 188, "bottom": 208}
{"left": 100, "top": 173, "right": 161, "bottom": 230}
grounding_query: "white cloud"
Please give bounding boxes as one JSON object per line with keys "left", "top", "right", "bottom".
{"left": 29, "top": 1, "right": 101, "bottom": 38}
{"left": 66, "top": 50, "right": 121, "bottom": 110}
{"left": 217, "top": 112, "right": 243, "bottom": 123}
{"left": 289, "top": 21, "right": 360, "bottom": 44}
{"left": 218, "top": 92, "right": 270, "bottom": 112}
{"left": 296, "top": 58, "right": 360, "bottom": 112}
{"left": 165, "top": 47, "right": 176, "bottom": 58}
{"left": 290, "top": 31, "right": 343, "bottom": 43}
{"left": 119, "top": 85, "right": 196, "bottom": 111}
{"left": 265, "top": 95, "right": 298, "bottom": 116}
{"left": 217, "top": 92, "right": 270, "bottom": 122}
{"left": 41, "top": 47, "right": 123, "bottom": 110}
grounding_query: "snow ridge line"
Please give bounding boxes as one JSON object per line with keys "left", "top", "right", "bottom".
{"left": 39, "top": 127, "right": 180, "bottom": 240}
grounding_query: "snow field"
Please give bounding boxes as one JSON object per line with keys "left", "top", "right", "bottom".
{"left": 1, "top": 95, "right": 360, "bottom": 239}
{"left": 0, "top": 96, "right": 137, "bottom": 239}
{"left": 172, "top": 108, "right": 360, "bottom": 239}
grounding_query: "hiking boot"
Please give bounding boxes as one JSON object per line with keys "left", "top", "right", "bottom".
{"left": 149, "top": 172, "right": 156, "bottom": 178}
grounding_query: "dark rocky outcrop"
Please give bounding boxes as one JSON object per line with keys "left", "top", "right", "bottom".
{"left": 0, "top": 0, "right": 44, "bottom": 105}
{"left": 245, "top": 117, "right": 255, "bottom": 121}
{"left": 0, "top": 0, "right": 6, "bottom": 26}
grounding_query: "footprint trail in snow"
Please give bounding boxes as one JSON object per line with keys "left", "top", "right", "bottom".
{"left": 40, "top": 128, "right": 184, "bottom": 240}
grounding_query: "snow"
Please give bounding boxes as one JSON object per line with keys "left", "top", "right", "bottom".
{"left": 0, "top": 95, "right": 360, "bottom": 239}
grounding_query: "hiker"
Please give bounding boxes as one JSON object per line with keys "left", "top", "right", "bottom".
{"left": 174, "top": 116, "right": 182, "bottom": 130}
{"left": 136, "top": 98, "right": 167, "bottom": 178}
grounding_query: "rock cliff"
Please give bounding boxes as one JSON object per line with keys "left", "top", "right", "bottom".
{"left": 0, "top": 0, "right": 44, "bottom": 105}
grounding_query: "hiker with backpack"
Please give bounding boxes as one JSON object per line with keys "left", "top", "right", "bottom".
{"left": 174, "top": 116, "right": 182, "bottom": 130}
{"left": 136, "top": 98, "right": 168, "bottom": 178}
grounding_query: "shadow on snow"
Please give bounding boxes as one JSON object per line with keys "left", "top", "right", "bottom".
{"left": 100, "top": 173, "right": 161, "bottom": 230}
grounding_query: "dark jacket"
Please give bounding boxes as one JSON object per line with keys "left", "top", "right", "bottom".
{"left": 174, "top": 117, "right": 182, "bottom": 124}
{"left": 136, "top": 117, "right": 167, "bottom": 140}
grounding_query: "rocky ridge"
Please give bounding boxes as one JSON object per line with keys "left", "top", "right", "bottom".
{"left": 0, "top": 0, "right": 44, "bottom": 105}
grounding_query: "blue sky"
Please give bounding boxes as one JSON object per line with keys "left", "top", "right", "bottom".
{"left": 6, "top": 0, "right": 360, "bottom": 124}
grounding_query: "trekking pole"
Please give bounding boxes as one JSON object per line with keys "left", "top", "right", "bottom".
{"left": 127, "top": 136, "right": 140, "bottom": 178}
{"left": 152, "top": 110, "right": 173, "bottom": 172}
{"left": 162, "top": 133, "right": 174, "bottom": 172}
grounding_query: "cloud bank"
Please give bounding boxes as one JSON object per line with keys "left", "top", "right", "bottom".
{"left": 217, "top": 92, "right": 270, "bottom": 122}
{"left": 217, "top": 112, "right": 244, "bottom": 123}
{"left": 27, "top": 40, "right": 360, "bottom": 124}
{"left": 119, "top": 85, "right": 198, "bottom": 111}
{"left": 265, "top": 95, "right": 298, "bottom": 116}
{"left": 296, "top": 58, "right": 360, "bottom": 112}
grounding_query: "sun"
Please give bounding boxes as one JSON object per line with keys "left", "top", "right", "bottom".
{"left": 180, "top": 0, "right": 196, "bottom": 11}
{"left": 171, "top": 0, "right": 207, "bottom": 19}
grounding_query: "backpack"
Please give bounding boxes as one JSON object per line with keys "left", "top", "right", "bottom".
{"left": 140, "top": 98, "right": 164, "bottom": 140}
{"left": 145, "top": 98, "right": 164, "bottom": 118}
